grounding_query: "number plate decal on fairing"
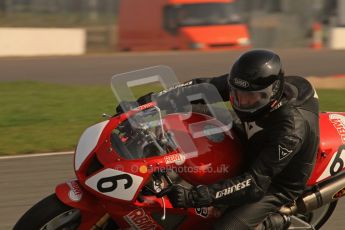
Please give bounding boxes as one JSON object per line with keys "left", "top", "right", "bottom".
{"left": 317, "top": 145, "right": 345, "bottom": 182}
{"left": 85, "top": 168, "right": 143, "bottom": 201}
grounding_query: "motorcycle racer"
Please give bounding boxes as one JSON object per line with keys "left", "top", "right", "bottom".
{"left": 118, "top": 49, "right": 320, "bottom": 229}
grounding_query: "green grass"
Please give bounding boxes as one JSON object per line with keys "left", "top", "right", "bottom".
{"left": 317, "top": 89, "right": 345, "bottom": 112}
{"left": 0, "top": 81, "right": 162, "bottom": 155}
{"left": 0, "top": 82, "right": 344, "bottom": 155}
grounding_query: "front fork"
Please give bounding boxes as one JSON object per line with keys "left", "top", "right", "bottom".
{"left": 55, "top": 179, "right": 109, "bottom": 230}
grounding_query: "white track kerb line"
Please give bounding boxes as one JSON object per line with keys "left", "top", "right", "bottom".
{"left": 0, "top": 151, "right": 74, "bottom": 160}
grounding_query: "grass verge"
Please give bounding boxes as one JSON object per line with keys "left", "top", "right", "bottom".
{"left": 0, "top": 82, "right": 344, "bottom": 155}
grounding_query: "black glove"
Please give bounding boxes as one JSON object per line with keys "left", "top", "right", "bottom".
{"left": 137, "top": 92, "right": 153, "bottom": 105}
{"left": 152, "top": 90, "right": 193, "bottom": 114}
{"left": 152, "top": 83, "right": 223, "bottom": 113}
{"left": 167, "top": 184, "right": 213, "bottom": 208}
{"left": 115, "top": 92, "right": 154, "bottom": 115}
{"left": 115, "top": 101, "right": 139, "bottom": 114}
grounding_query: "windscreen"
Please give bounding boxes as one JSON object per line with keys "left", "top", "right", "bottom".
{"left": 110, "top": 66, "right": 234, "bottom": 161}
{"left": 110, "top": 107, "right": 177, "bottom": 160}
{"left": 167, "top": 3, "right": 242, "bottom": 27}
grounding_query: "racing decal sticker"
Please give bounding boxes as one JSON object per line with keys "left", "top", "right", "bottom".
{"left": 164, "top": 153, "right": 186, "bottom": 165}
{"left": 333, "top": 187, "right": 345, "bottom": 199}
{"left": 215, "top": 179, "right": 251, "bottom": 199}
{"left": 195, "top": 207, "right": 209, "bottom": 218}
{"left": 317, "top": 145, "right": 345, "bottom": 182}
{"left": 329, "top": 114, "right": 345, "bottom": 144}
{"left": 124, "top": 208, "right": 157, "bottom": 230}
{"left": 278, "top": 145, "right": 293, "bottom": 161}
{"left": 138, "top": 102, "right": 155, "bottom": 111}
{"left": 97, "top": 174, "right": 133, "bottom": 193}
{"left": 156, "top": 81, "right": 193, "bottom": 97}
{"left": 67, "top": 180, "right": 83, "bottom": 202}
{"left": 329, "top": 145, "right": 345, "bottom": 176}
{"left": 85, "top": 168, "right": 143, "bottom": 201}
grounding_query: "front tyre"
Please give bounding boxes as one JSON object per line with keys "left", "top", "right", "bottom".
{"left": 14, "top": 194, "right": 81, "bottom": 230}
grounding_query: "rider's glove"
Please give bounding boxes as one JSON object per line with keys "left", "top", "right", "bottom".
{"left": 151, "top": 83, "right": 222, "bottom": 113}
{"left": 137, "top": 92, "right": 154, "bottom": 105}
{"left": 167, "top": 184, "right": 213, "bottom": 208}
{"left": 115, "top": 101, "right": 139, "bottom": 114}
{"left": 115, "top": 92, "right": 154, "bottom": 115}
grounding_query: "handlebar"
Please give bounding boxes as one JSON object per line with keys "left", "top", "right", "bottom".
{"left": 156, "top": 186, "right": 173, "bottom": 198}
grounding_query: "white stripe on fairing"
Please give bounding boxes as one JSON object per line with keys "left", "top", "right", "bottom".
{"left": 0, "top": 151, "right": 74, "bottom": 160}
{"left": 75, "top": 120, "right": 109, "bottom": 170}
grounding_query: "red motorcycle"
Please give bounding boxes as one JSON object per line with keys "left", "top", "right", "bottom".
{"left": 14, "top": 67, "right": 345, "bottom": 230}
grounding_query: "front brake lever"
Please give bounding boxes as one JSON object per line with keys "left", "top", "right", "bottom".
{"left": 156, "top": 169, "right": 174, "bottom": 198}
{"left": 156, "top": 186, "right": 173, "bottom": 198}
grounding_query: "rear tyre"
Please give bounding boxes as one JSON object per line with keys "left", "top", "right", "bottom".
{"left": 307, "top": 201, "right": 338, "bottom": 230}
{"left": 13, "top": 194, "right": 81, "bottom": 230}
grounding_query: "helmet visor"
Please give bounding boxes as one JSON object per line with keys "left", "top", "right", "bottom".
{"left": 230, "top": 85, "right": 274, "bottom": 113}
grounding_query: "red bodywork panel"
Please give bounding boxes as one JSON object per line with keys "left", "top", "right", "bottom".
{"left": 55, "top": 181, "right": 106, "bottom": 230}
{"left": 163, "top": 112, "right": 243, "bottom": 185}
{"left": 308, "top": 112, "right": 345, "bottom": 185}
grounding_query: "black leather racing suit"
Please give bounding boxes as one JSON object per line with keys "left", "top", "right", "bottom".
{"left": 137, "top": 74, "right": 319, "bottom": 229}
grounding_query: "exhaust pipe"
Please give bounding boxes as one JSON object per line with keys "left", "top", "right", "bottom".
{"left": 280, "top": 171, "right": 345, "bottom": 215}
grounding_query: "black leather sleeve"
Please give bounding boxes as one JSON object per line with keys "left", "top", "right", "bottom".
{"left": 135, "top": 74, "right": 230, "bottom": 105}
{"left": 208, "top": 107, "right": 306, "bottom": 206}
{"left": 208, "top": 172, "right": 263, "bottom": 206}
{"left": 208, "top": 136, "right": 303, "bottom": 205}
{"left": 189, "top": 74, "right": 230, "bottom": 101}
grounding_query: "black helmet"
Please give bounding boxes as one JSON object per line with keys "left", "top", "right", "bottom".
{"left": 228, "top": 49, "right": 285, "bottom": 121}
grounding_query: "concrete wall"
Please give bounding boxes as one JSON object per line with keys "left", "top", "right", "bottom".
{"left": 0, "top": 28, "right": 86, "bottom": 57}
{"left": 329, "top": 27, "right": 345, "bottom": 49}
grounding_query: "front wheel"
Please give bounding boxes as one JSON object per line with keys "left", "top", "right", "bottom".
{"left": 14, "top": 194, "right": 81, "bottom": 230}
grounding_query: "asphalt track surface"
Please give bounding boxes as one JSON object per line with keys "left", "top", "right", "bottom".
{"left": 1, "top": 49, "right": 345, "bottom": 229}
{"left": 0, "top": 49, "right": 345, "bottom": 85}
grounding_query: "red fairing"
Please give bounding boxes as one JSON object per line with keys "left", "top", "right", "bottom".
{"left": 66, "top": 102, "right": 243, "bottom": 228}
{"left": 55, "top": 181, "right": 106, "bottom": 230}
{"left": 163, "top": 112, "right": 243, "bottom": 185}
{"left": 308, "top": 112, "right": 345, "bottom": 185}
{"left": 74, "top": 103, "right": 157, "bottom": 204}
